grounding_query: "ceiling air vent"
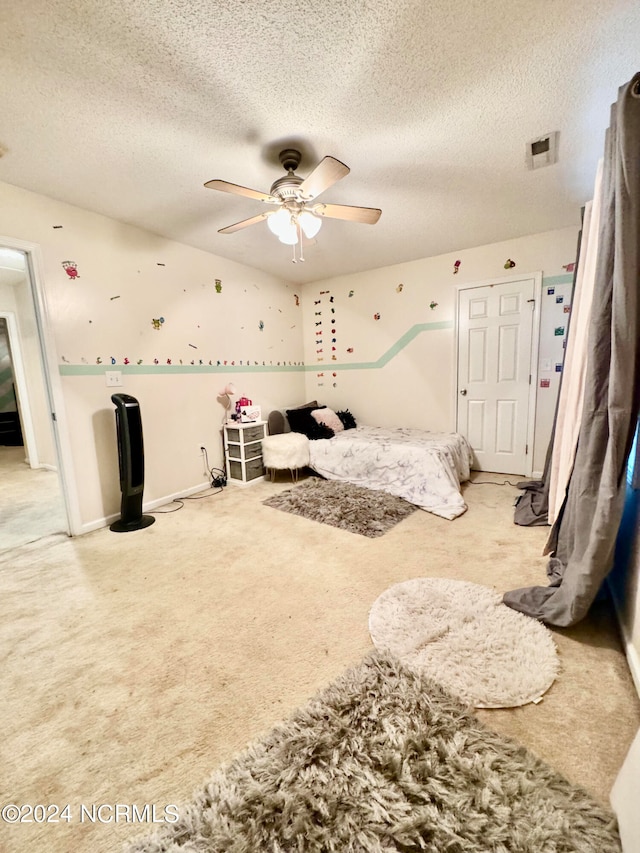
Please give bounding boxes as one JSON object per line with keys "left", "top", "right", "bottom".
{"left": 525, "top": 131, "right": 559, "bottom": 170}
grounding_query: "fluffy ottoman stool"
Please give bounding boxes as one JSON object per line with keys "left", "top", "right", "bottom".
{"left": 261, "top": 432, "right": 310, "bottom": 482}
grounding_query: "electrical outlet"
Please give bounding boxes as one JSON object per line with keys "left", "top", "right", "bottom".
{"left": 105, "top": 371, "right": 123, "bottom": 387}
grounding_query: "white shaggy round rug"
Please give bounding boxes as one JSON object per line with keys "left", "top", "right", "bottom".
{"left": 369, "top": 578, "right": 559, "bottom": 709}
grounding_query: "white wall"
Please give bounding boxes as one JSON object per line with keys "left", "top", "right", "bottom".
{"left": 0, "top": 180, "right": 305, "bottom": 532}
{"left": 301, "top": 226, "right": 579, "bottom": 473}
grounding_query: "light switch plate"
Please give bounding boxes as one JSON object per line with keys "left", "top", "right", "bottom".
{"left": 105, "top": 371, "right": 123, "bottom": 387}
{"left": 540, "top": 359, "right": 551, "bottom": 372}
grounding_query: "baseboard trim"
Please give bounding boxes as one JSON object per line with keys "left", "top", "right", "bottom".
{"left": 608, "top": 578, "right": 640, "bottom": 700}
{"left": 76, "top": 481, "right": 215, "bottom": 536}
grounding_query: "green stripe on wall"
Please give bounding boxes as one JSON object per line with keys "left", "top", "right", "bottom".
{"left": 56, "top": 275, "right": 571, "bottom": 376}
{"left": 58, "top": 321, "right": 453, "bottom": 376}
{"left": 541, "top": 273, "right": 574, "bottom": 287}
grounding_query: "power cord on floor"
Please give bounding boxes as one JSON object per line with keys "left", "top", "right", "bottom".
{"left": 148, "top": 484, "right": 225, "bottom": 515}
{"left": 467, "top": 479, "right": 522, "bottom": 487}
{"left": 201, "top": 446, "right": 227, "bottom": 488}
{"left": 149, "top": 447, "right": 226, "bottom": 515}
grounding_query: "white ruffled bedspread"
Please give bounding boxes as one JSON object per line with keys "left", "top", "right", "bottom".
{"left": 308, "top": 426, "right": 474, "bottom": 520}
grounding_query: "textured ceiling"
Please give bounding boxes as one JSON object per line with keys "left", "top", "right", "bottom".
{"left": 0, "top": 0, "right": 638, "bottom": 284}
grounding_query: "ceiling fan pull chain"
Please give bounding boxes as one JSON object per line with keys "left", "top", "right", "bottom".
{"left": 291, "top": 241, "right": 297, "bottom": 263}
{"left": 298, "top": 220, "right": 305, "bottom": 262}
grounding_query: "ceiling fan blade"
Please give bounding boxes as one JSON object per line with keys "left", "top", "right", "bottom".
{"left": 312, "top": 202, "right": 382, "bottom": 224}
{"left": 204, "top": 179, "right": 277, "bottom": 203}
{"left": 298, "top": 156, "right": 350, "bottom": 200}
{"left": 218, "top": 211, "right": 272, "bottom": 234}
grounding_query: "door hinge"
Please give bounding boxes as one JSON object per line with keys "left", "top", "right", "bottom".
{"left": 528, "top": 374, "right": 531, "bottom": 384}
{"left": 51, "top": 412, "right": 57, "bottom": 422}
{"left": 525, "top": 444, "right": 529, "bottom": 454}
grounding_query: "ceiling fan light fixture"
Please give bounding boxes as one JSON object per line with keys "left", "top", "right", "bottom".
{"left": 278, "top": 225, "right": 298, "bottom": 245}
{"left": 298, "top": 210, "right": 322, "bottom": 239}
{"left": 267, "top": 207, "right": 294, "bottom": 239}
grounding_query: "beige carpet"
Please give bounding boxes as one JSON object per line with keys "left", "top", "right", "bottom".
{"left": 1, "top": 472, "right": 638, "bottom": 853}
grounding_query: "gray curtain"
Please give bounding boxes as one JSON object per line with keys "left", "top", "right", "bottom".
{"left": 504, "top": 73, "right": 640, "bottom": 626}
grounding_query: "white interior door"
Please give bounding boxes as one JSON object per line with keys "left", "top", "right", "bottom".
{"left": 457, "top": 277, "right": 536, "bottom": 475}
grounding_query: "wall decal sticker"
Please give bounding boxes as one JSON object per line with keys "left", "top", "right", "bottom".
{"left": 62, "top": 261, "right": 79, "bottom": 279}
{"left": 554, "top": 326, "right": 565, "bottom": 336}
{"left": 555, "top": 363, "right": 563, "bottom": 372}
{"left": 315, "top": 321, "right": 322, "bottom": 326}
{"left": 166, "top": 358, "right": 172, "bottom": 364}
{"left": 329, "top": 296, "right": 334, "bottom": 302}
{"left": 453, "top": 260, "right": 461, "bottom": 274}
{"left": 189, "top": 343, "right": 197, "bottom": 349}
{"left": 110, "top": 356, "right": 116, "bottom": 364}
{"left": 137, "top": 359, "right": 143, "bottom": 365}
{"left": 320, "top": 290, "right": 330, "bottom": 295}
{"left": 96, "top": 357, "right": 102, "bottom": 364}
{"left": 52, "top": 225, "right": 63, "bottom": 229}
{"left": 294, "top": 294, "right": 300, "bottom": 306}
{"left": 154, "top": 358, "right": 159, "bottom": 364}
{"left": 315, "top": 311, "right": 322, "bottom": 316}
{"left": 157, "top": 262, "right": 165, "bottom": 266}
{"left": 348, "top": 290, "right": 354, "bottom": 297}
{"left": 547, "top": 287, "right": 555, "bottom": 295}
{"left": 61, "top": 355, "right": 69, "bottom": 363}
{"left": 429, "top": 301, "right": 438, "bottom": 310}
{"left": 258, "top": 320, "right": 264, "bottom": 331}
{"left": 563, "top": 305, "right": 571, "bottom": 314}
{"left": 214, "top": 279, "right": 222, "bottom": 292}
{"left": 110, "top": 295, "right": 121, "bottom": 301}
{"left": 332, "top": 337, "right": 336, "bottom": 343}
{"left": 556, "top": 296, "right": 564, "bottom": 304}
{"left": 396, "top": 283, "right": 404, "bottom": 292}
{"left": 151, "top": 317, "right": 165, "bottom": 330}
{"left": 314, "top": 299, "right": 321, "bottom": 305}
{"left": 562, "top": 262, "right": 576, "bottom": 272}
{"left": 124, "top": 358, "right": 130, "bottom": 365}
{"left": 540, "top": 378, "right": 550, "bottom": 388}
{"left": 347, "top": 347, "right": 354, "bottom": 353}
{"left": 504, "top": 258, "right": 516, "bottom": 269}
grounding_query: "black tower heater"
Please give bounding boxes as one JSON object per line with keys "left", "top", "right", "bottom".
{"left": 109, "top": 393, "right": 155, "bottom": 532}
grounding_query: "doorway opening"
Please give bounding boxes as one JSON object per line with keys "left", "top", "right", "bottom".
{"left": 455, "top": 272, "right": 541, "bottom": 476}
{"left": 0, "top": 243, "right": 73, "bottom": 549}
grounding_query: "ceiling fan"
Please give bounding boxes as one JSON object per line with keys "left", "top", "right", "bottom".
{"left": 204, "top": 148, "right": 381, "bottom": 262}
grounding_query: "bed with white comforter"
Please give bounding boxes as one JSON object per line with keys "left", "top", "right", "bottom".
{"left": 307, "top": 426, "right": 473, "bottom": 520}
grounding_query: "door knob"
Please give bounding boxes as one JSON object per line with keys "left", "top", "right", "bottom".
{"left": 460, "top": 389, "right": 467, "bottom": 396}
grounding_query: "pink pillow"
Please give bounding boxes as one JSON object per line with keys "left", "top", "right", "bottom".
{"left": 311, "top": 407, "right": 344, "bottom": 433}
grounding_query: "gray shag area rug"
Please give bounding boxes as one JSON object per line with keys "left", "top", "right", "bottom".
{"left": 262, "top": 477, "right": 417, "bottom": 537}
{"left": 124, "top": 653, "right": 620, "bottom": 853}
{"left": 369, "top": 578, "right": 560, "bottom": 709}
